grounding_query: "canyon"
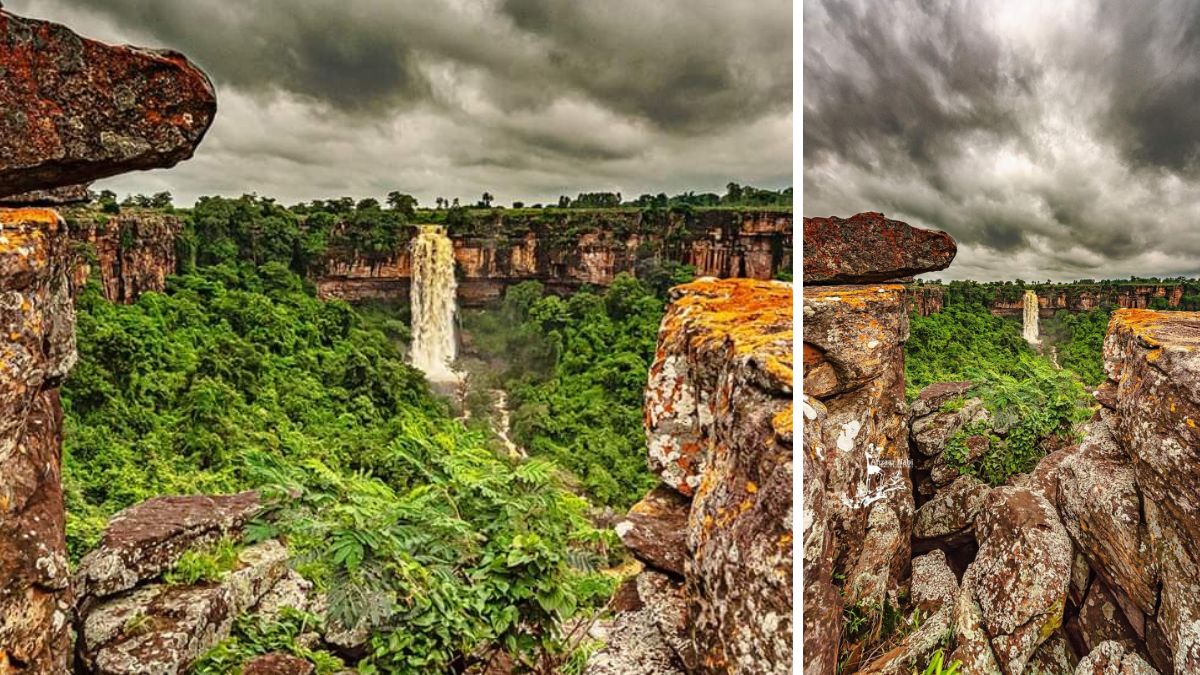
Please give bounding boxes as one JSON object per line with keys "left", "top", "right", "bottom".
{"left": 315, "top": 209, "right": 792, "bottom": 305}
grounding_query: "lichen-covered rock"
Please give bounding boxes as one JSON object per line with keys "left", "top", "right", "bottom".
{"left": 960, "top": 486, "right": 1073, "bottom": 674}
{"left": 1101, "top": 309, "right": 1200, "bottom": 672}
{"left": 79, "top": 540, "right": 288, "bottom": 675}
{"left": 0, "top": 10, "right": 216, "bottom": 198}
{"left": 1075, "top": 640, "right": 1160, "bottom": 675}
{"left": 615, "top": 485, "right": 691, "bottom": 576}
{"left": 802, "top": 396, "right": 839, "bottom": 675}
{"left": 909, "top": 380, "right": 973, "bottom": 418}
{"left": 802, "top": 212, "right": 957, "bottom": 284}
{"left": 74, "top": 491, "right": 260, "bottom": 604}
{"left": 1075, "top": 580, "right": 1144, "bottom": 656}
{"left": 584, "top": 571, "right": 689, "bottom": 675}
{"left": 911, "top": 398, "right": 988, "bottom": 457}
{"left": 1028, "top": 630, "right": 1079, "bottom": 674}
{"left": 913, "top": 475, "right": 990, "bottom": 542}
{"left": 1055, "top": 415, "right": 1157, "bottom": 616}
{"left": 254, "top": 568, "right": 314, "bottom": 623}
{"left": 0, "top": 208, "right": 75, "bottom": 672}
{"left": 950, "top": 567, "right": 1004, "bottom": 674}
{"left": 911, "top": 549, "right": 959, "bottom": 615}
{"left": 241, "top": 652, "right": 317, "bottom": 675}
{"left": 844, "top": 502, "right": 902, "bottom": 610}
{"left": 803, "top": 285, "right": 913, "bottom": 601}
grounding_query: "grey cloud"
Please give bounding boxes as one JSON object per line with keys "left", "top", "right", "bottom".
{"left": 804, "top": 0, "right": 1200, "bottom": 280}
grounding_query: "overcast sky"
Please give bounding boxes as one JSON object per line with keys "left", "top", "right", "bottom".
{"left": 805, "top": 0, "right": 1200, "bottom": 282}
{"left": 6, "top": 0, "right": 792, "bottom": 208}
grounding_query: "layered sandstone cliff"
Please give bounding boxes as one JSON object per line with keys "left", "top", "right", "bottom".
{"left": 67, "top": 210, "right": 181, "bottom": 303}
{"left": 315, "top": 210, "right": 792, "bottom": 305}
{"left": 590, "top": 277, "right": 793, "bottom": 674}
{"left": 906, "top": 283, "right": 1187, "bottom": 317}
{"left": 0, "top": 9, "right": 214, "bottom": 671}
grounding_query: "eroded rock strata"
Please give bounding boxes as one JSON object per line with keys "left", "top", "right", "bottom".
{"left": 594, "top": 277, "right": 793, "bottom": 674}
{"left": 0, "top": 8, "right": 215, "bottom": 671}
{"left": 66, "top": 210, "right": 182, "bottom": 303}
{"left": 315, "top": 210, "right": 792, "bottom": 305}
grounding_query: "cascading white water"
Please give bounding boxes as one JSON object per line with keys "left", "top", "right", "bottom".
{"left": 410, "top": 225, "right": 459, "bottom": 382}
{"left": 1022, "top": 290, "right": 1040, "bottom": 345}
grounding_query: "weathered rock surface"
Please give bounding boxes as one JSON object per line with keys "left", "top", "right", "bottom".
{"left": 911, "top": 549, "right": 959, "bottom": 615}
{"left": 79, "top": 540, "right": 288, "bottom": 675}
{"left": 913, "top": 474, "right": 990, "bottom": 542}
{"left": 615, "top": 485, "right": 691, "bottom": 576}
{"left": 598, "top": 278, "right": 793, "bottom": 675}
{"left": 0, "top": 184, "right": 91, "bottom": 206}
{"left": 67, "top": 209, "right": 182, "bottom": 303}
{"left": 318, "top": 210, "right": 792, "bottom": 305}
{"left": 802, "top": 212, "right": 956, "bottom": 284}
{"left": 0, "top": 10, "right": 216, "bottom": 198}
{"left": 1029, "top": 630, "right": 1079, "bottom": 674}
{"left": 911, "top": 398, "right": 988, "bottom": 457}
{"left": 954, "top": 486, "right": 1073, "bottom": 675}
{"left": 241, "top": 652, "right": 317, "bottom": 675}
{"left": 1075, "top": 640, "right": 1160, "bottom": 675}
{"left": 74, "top": 491, "right": 259, "bottom": 605}
{"left": 241, "top": 653, "right": 316, "bottom": 672}
{"left": 0, "top": 208, "right": 75, "bottom": 672}
{"left": 1074, "top": 580, "right": 1144, "bottom": 656}
{"left": 802, "top": 396, "right": 839, "bottom": 675}
{"left": 906, "top": 283, "right": 1188, "bottom": 319}
{"left": 584, "top": 571, "right": 689, "bottom": 675}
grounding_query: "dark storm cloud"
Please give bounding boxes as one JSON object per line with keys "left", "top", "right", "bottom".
{"left": 2, "top": 0, "right": 791, "bottom": 204}
{"left": 805, "top": 0, "right": 1200, "bottom": 281}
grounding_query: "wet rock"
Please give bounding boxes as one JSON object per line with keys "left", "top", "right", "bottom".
{"left": 79, "top": 540, "right": 288, "bottom": 675}
{"left": 1055, "top": 416, "right": 1157, "bottom": 616}
{"left": 913, "top": 475, "right": 990, "bottom": 543}
{"left": 0, "top": 208, "right": 75, "bottom": 672}
{"left": 962, "top": 486, "right": 1073, "bottom": 674}
{"left": 0, "top": 10, "right": 216, "bottom": 198}
{"left": 802, "top": 212, "right": 957, "bottom": 284}
{"left": 911, "top": 549, "right": 958, "bottom": 615}
{"left": 1075, "top": 640, "right": 1159, "bottom": 674}
{"left": 615, "top": 485, "right": 691, "bottom": 576}
{"left": 74, "top": 490, "right": 260, "bottom": 604}
{"left": 242, "top": 653, "right": 316, "bottom": 675}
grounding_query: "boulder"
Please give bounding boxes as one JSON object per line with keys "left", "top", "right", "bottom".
{"left": 911, "top": 398, "right": 988, "bottom": 458}
{"left": 802, "top": 212, "right": 957, "bottom": 284}
{"left": 0, "top": 184, "right": 91, "bottom": 206}
{"left": 0, "top": 10, "right": 216, "bottom": 198}
{"left": 911, "top": 549, "right": 958, "bottom": 615}
{"left": 584, "top": 571, "right": 688, "bottom": 675}
{"left": 74, "top": 491, "right": 260, "bottom": 604}
{"left": 1075, "top": 640, "right": 1159, "bottom": 675}
{"left": 1028, "top": 630, "right": 1079, "bottom": 674}
{"left": 254, "top": 569, "right": 314, "bottom": 622}
{"left": 0, "top": 209, "right": 75, "bottom": 671}
{"left": 1055, "top": 416, "right": 1157, "bottom": 616}
{"left": 615, "top": 485, "right": 691, "bottom": 576}
{"left": 913, "top": 475, "right": 990, "bottom": 543}
{"left": 844, "top": 503, "right": 902, "bottom": 610}
{"left": 949, "top": 567, "right": 1004, "bottom": 674}
{"left": 242, "top": 653, "right": 316, "bottom": 675}
{"left": 910, "top": 381, "right": 974, "bottom": 418}
{"left": 1075, "top": 580, "right": 1144, "bottom": 656}
{"left": 79, "top": 540, "right": 288, "bottom": 675}
{"left": 959, "top": 486, "right": 1073, "bottom": 674}
{"left": 802, "top": 396, "right": 840, "bottom": 675}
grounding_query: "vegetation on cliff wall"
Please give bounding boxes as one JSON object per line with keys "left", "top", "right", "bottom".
{"left": 64, "top": 239, "right": 614, "bottom": 672}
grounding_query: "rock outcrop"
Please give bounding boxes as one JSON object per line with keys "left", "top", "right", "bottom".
{"left": 66, "top": 209, "right": 182, "bottom": 302}
{"left": 803, "top": 212, "right": 957, "bottom": 284}
{"left": 315, "top": 210, "right": 792, "bottom": 305}
{"left": 597, "top": 277, "right": 793, "bottom": 674}
{"left": 0, "top": 10, "right": 216, "bottom": 198}
{"left": 0, "top": 8, "right": 215, "bottom": 670}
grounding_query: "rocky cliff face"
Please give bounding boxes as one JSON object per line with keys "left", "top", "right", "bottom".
{"left": 906, "top": 283, "right": 1186, "bottom": 317}
{"left": 66, "top": 210, "right": 181, "bottom": 303}
{"left": 315, "top": 210, "right": 792, "bottom": 305}
{"left": 801, "top": 212, "right": 958, "bottom": 673}
{"left": 0, "top": 9, "right": 214, "bottom": 671}
{"left": 591, "top": 277, "right": 793, "bottom": 674}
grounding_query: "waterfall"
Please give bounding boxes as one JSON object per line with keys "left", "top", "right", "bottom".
{"left": 410, "top": 225, "right": 459, "bottom": 382}
{"left": 1022, "top": 290, "right": 1040, "bottom": 345}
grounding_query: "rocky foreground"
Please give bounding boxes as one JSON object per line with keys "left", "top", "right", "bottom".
{"left": 803, "top": 212, "right": 1200, "bottom": 674}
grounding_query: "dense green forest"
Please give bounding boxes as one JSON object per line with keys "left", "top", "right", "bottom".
{"left": 62, "top": 195, "right": 663, "bottom": 672}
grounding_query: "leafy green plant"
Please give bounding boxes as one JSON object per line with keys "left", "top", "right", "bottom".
{"left": 163, "top": 537, "right": 241, "bottom": 585}
{"left": 192, "top": 608, "right": 343, "bottom": 675}
{"left": 917, "top": 649, "right": 961, "bottom": 675}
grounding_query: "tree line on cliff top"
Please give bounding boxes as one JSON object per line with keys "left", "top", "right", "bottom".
{"left": 62, "top": 195, "right": 688, "bottom": 672}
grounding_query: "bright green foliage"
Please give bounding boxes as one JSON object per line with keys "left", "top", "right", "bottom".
{"left": 163, "top": 537, "right": 240, "bottom": 585}
{"left": 906, "top": 305, "right": 1090, "bottom": 485}
{"left": 1041, "top": 308, "right": 1113, "bottom": 386}
{"left": 917, "top": 650, "right": 960, "bottom": 675}
{"left": 192, "top": 609, "right": 344, "bottom": 675}
{"left": 461, "top": 275, "right": 665, "bottom": 508}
